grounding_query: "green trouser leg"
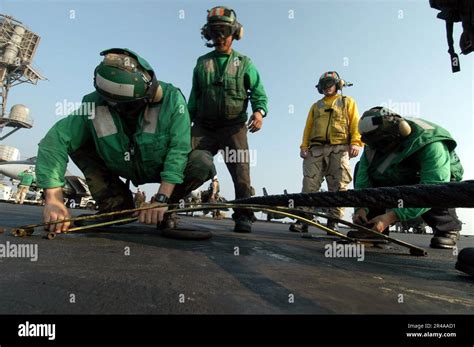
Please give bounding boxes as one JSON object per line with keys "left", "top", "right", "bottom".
{"left": 191, "top": 123, "right": 254, "bottom": 220}
{"left": 69, "top": 144, "right": 135, "bottom": 212}
{"left": 169, "top": 149, "right": 216, "bottom": 204}
{"left": 72, "top": 145, "right": 215, "bottom": 211}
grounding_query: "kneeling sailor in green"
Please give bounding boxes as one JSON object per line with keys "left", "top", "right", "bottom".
{"left": 36, "top": 48, "right": 215, "bottom": 233}
{"left": 353, "top": 107, "right": 463, "bottom": 249}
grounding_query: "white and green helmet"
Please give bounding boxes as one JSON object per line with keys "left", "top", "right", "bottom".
{"left": 359, "top": 107, "right": 412, "bottom": 150}
{"left": 94, "top": 48, "right": 158, "bottom": 103}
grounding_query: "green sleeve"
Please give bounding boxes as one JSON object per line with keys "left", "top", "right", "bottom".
{"left": 354, "top": 153, "right": 371, "bottom": 190}
{"left": 160, "top": 90, "right": 191, "bottom": 184}
{"left": 354, "top": 152, "right": 372, "bottom": 214}
{"left": 187, "top": 66, "right": 199, "bottom": 121}
{"left": 36, "top": 110, "right": 92, "bottom": 189}
{"left": 244, "top": 61, "right": 268, "bottom": 115}
{"left": 392, "top": 142, "right": 451, "bottom": 221}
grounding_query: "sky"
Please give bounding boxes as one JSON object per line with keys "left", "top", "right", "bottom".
{"left": 0, "top": 0, "right": 472, "bottom": 233}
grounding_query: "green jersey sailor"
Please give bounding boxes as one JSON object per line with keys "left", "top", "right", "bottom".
{"left": 353, "top": 107, "right": 464, "bottom": 250}
{"left": 36, "top": 48, "right": 215, "bottom": 233}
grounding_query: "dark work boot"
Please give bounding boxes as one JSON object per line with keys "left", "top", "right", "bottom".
{"left": 430, "top": 230, "right": 460, "bottom": 249}
{"left": 455, "top": 248, "right": 474, "bottom": 276}
{"left": 289, "top": 222, "right": 308, "bottom": 233}
{"left": 234, "top": 216, "right": 252, "bottom": 233}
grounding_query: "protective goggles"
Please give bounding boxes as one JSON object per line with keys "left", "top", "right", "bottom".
{"left": 319, "top": 78, "right": 337, "bottom": 90}
{"left": 103, "top": 53, "right": 152, "bottom": 82}
{"left": 209, "top": 24, "right": 234, "bottom": 39}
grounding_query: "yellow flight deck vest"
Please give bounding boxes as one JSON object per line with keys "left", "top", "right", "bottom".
{"left": 309, "top": 95, "right": 350, "bottom": 146}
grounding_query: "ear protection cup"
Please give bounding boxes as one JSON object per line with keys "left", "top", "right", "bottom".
{"left": 233, "top": 22, "right": 244, "bottom": 40}
{"left": 201, "top": 24, "right": 211, "bottom": 41}
{"left": 229, "top": 9, "right": 243, "bottom": 40}
{"left": 337, "top": 79, "right": 345, "bottom": 90}
{"left": 385, "top": 114, "right": 412, "bottom": 137}
{"left": 398, "top": 119, "right": 412, "bottom": 137}
{"left": 360, "top": 106, "right": 412, "bottom": 139}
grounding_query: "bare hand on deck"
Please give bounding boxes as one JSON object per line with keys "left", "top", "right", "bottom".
{"left": 43, "top": 202, "right": 71, "bottom": 233}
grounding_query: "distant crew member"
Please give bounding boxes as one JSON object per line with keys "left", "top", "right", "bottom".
{"left": 15, "top": 169, "right": 35, "bottom": 204}
{"left": 208, "top": 175, "right": 223, "bottom": 219}
{"left": 290, "top": 71, "right": 362, "bottom": 233}
{"left": 208, "top": 175, "right": 220, "bottom": 203}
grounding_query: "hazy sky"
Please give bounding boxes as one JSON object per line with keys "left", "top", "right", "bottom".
{"left": 1, "top": 0, "right": 472, "bottom": 233}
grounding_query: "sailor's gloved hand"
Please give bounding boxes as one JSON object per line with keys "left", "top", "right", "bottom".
{"left": 136, "top": 202, "right": 168, "bottom": 225}
{"left": 352, "top": 208, "right": 368, "bottom": 225}
{"left": 300, "top": 147, "right": 309, "bottom": 159}
{"left": 44, "top": 202, "right": 71, "bottom": 233}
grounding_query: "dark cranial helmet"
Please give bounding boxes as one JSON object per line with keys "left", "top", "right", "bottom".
{"left": 315, "top": 71, "right": 353, "bottom": 94}
{"left": 201, "top": 6, "right": 244, "bottom": 42}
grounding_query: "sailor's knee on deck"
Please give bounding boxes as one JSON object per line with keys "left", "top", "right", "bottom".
{"left": 185, "top": 149, "right": 216, "bottom": 182}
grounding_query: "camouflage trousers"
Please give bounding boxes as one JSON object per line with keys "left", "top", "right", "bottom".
{"left": 301, "top": 144, "right": 352, "bottom": 220}
{"left": 70, "top": 143, "right": 216, "bottom": 212}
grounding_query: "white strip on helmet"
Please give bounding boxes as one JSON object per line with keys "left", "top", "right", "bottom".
{"left": 358, "top": 116, "right": 379, "bottom": 134}
{"left": 96, "top": 73, "right": 135, "bottom": 97}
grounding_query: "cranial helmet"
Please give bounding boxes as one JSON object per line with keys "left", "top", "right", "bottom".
{"left": 316, "top": 71, "right": 351, "bottom": 94}
{"left": 94, "top": 48, "right": 162, "bottom": 108}
{"left": 358, "top": 107, "right": 412, "bottom": 151}
{"left": 201, "top": 6, "right": 244, "bottom": 42}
